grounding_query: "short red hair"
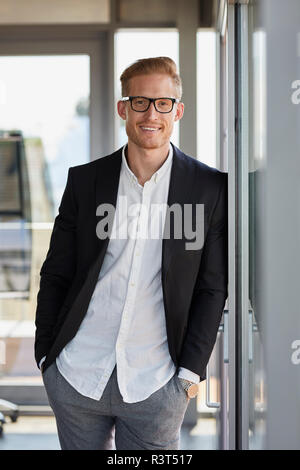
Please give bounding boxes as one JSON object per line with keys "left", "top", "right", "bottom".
{"left": 120, "top": 56, "right": 182, "bottom": 99}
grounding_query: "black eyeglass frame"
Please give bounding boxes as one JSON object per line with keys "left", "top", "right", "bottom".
{"left": 121, "top": 96, "right": 180, "bottom": 113}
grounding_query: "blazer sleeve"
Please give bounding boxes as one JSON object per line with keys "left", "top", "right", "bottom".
{"left": 178, "top": 172, "right": 228, "bottom": 379}
{"left": 34, "top": 167, "right": 77, "bottom": 367}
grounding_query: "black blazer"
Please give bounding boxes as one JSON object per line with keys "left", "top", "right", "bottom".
{"left": 35, "top": 143, "right": 228, "bottom": 381}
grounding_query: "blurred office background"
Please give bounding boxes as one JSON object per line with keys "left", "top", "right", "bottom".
{"left": 0, "top": 0, "right": 300, "bottom": 450}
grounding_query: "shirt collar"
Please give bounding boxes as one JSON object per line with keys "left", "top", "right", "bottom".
{"left": 121, "top": 143, "right": 173, "bottom": 187}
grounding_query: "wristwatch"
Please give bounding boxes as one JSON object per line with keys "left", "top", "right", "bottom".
{"left": 179, "top": 378, "right": 199, "bottom": 399}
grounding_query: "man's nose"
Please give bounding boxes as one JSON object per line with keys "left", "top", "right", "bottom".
{"left": 144, "top": 101, "right": 159, "bottom": 118}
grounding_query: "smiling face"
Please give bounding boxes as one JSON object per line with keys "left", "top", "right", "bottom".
{"left": 117, "top": 73, "right": 184, "bottom": 151}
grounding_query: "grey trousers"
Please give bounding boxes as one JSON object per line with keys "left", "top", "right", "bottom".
{"left": 42, "top": 360, "right": 191, "bottom": 450}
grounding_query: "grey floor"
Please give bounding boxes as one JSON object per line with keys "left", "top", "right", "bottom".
{"left": 0, "top": 415, "right": 217, "bottom": 450}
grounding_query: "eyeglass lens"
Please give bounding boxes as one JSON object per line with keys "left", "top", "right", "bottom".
{"left": 131, "top": 97, "right": 173, "bottom": 113}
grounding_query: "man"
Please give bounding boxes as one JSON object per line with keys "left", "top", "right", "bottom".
{"left": 35, "top": 57, "right": 228, "bottom": 450}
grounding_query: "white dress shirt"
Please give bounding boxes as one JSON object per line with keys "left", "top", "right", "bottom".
{"left": 44, "top": 143, "right": 199, "bottom": 403}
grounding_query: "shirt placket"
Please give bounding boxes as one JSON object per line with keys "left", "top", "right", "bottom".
{"left": 115, "top": 179, "right": 152, "bottom": 398}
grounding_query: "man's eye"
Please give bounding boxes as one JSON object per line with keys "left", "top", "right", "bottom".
{"left": 135, "top": 99, "right": 146, "bottom": 105}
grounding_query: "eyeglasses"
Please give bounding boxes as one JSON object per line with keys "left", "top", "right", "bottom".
{"left": 121, "top": 96, "right": 180, "bottom": 113}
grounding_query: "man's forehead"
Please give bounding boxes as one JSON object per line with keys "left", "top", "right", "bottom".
{"left": 127, "top": 73, "right": 176, "bottom": 95}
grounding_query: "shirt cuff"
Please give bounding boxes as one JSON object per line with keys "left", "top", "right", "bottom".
{"left": 177, "top": 367, "right": 200, "bottom": 384}
{"left": 39, "top": 356, "right": 46, "bottom": 370}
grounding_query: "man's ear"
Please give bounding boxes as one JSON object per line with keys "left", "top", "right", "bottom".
{"left": 174, "top": 102, "right": 184, "bottom": 122}
{"left": 117, "top": 100, "right": 127, "bottom": 120}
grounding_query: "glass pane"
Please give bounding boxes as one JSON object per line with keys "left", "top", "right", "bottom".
{"left": 0, "top": 135, "right": 32, "bottom": 294}
{"left": 194, "top": 30, "right": 220, "bottom": 450}
{"left": 197, "top": 31, "right": 217, "bottom": 168}
{"left": 0, "top": 55, "right": 90, "bottom": 387}
{"left": 248, "top": 24, "right": 267, "bottom": 449}
{"left": 115, "top": 31, "right": 179, "bottom": 148}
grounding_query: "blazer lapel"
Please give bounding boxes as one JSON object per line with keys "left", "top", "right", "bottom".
{"left": 162, "top": 143, "right": 194, "bottom": 279}
{"left": 94, "top": 147, "right": 123, "bottom": 255}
